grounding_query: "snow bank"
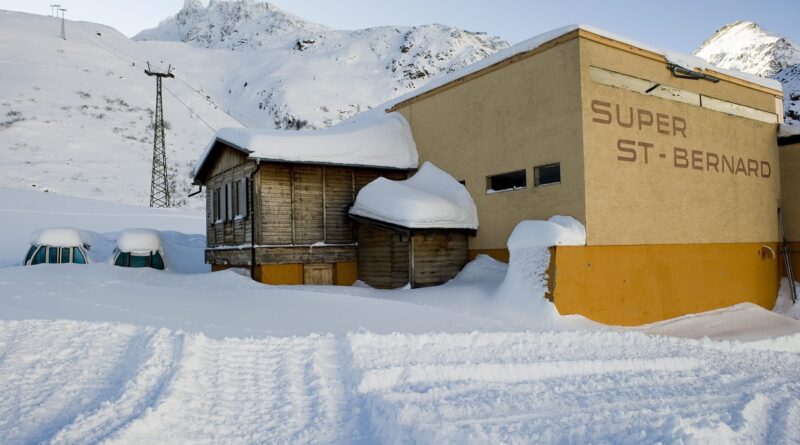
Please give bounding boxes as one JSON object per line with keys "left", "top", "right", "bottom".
{"left": 349, "top": 161, "right": 477, "bottom": 229}
{"left": 116, "top": 229, "right": 163, "bottom": 254}
{"left": 194, "top": 112, "right": 418, "bottom": 179}
{"left": 384, "top": 24, "right": 781, "bottom": 111}
{"left": 774, "top": 278, "right": 800, "bottom": 320}
{"left": 29, "top": 227, "right": 89, "bottom": 248}
{"left": 491, "top": 216, "right": 586, "bottom": 325}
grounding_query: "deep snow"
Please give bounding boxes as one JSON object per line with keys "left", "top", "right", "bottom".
{"left": 1, "top": 182, "right": 800, "bottom": 444}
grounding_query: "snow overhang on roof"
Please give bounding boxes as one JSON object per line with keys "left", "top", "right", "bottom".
{"left": 779, "top": 124, "right": 800, "bottom": 146}
{"left": 349, "top": 161, "right": 478, "bottom": 230}
{"left": 116, "top": 229, "right": 163, "bottom": 255}
{"left": 383, "top": 24, "right": 783, "bottom": 111}
{"left": 192, "top": 111, "right": 418, "bottom": 183}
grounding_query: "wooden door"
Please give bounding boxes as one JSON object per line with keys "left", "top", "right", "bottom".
{"left": 303, "top": 263, "right": 334, "bottom": 285}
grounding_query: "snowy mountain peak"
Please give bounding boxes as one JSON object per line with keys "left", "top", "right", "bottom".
{"left": 694, "top": 20, "right": 800, "bottom": 77}
{"left": 135, "top": 0, "right": 327, "bottom": 50}
{"left": 694, "top": 20, "right": 800, "bottom": 126}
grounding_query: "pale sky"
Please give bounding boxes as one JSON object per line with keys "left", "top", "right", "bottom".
{"left": 2, "top": 0, "right": 798, "bottom": 52}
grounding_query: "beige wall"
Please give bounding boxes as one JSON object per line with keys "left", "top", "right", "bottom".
{"left": 396, "top": 38, "right": 586, "bottom": 250}
{"left": 780, "top": 142, "right": 800, "bottom": 241}
{"left": 578, "top": 36, "right": 782, "bottom": 245}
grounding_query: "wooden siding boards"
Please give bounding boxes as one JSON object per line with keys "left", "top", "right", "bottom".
{"left": 200, "top": 145, "right": 417, "bottom": 280}
{"left": 355, "top": 221, "right": 469, "bottom": 289}
{"left": 412, "top": 232, "right": 469, "bottom": 287}
{"left": 259, "top": 163, "right": 293, "bottom": 245}
{"left": 205, "top": 159, "right": 256, "bottom": 248}
{"left": 207, "top": 245, "right": 357, "bottom": 266}
{"left": 356, "top": 224, "right": 409, "bottom": 289}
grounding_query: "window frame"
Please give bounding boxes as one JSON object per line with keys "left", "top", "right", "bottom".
{"left": 486, "top": 169, "right": 527, "bottom": 194}
{"left": 534, "top": 163, "right": 562, "bottom": 187}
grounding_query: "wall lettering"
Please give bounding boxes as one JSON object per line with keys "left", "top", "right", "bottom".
{"left": 591, "top": 98, "right": 772, "bottom": 179}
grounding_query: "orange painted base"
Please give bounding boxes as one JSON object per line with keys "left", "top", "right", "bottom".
{"left": 552, "top": 243, "right": 781, "bottom": 326}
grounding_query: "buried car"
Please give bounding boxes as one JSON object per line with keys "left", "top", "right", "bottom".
{"left": 25, "top": 227, "right": 90, "bottom": 265}
{"left": 113, "top": 229, "right": 166, "bottom": 270}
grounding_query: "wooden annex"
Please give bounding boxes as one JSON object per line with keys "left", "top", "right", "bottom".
{"left": 352, "top": 216, "right": 471, "bottom": 289}
{"left": 193, "top": 139, "right": 409, "bottom": 285}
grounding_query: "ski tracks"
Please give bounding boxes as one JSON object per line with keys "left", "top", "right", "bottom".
{"left": 1, "top": 321, "right": 800, "bottom": 444}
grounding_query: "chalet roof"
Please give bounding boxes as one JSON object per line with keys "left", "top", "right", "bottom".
{"left": 383, "top": 24, "right": 782, "bottom": 111}
{"left": 350, "top": 162, "right": 478, "bottom": 230}
{"left": 193, "top": 111, "right": 418, "bottom": 182}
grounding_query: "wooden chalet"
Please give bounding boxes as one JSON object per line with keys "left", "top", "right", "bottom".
{"left": 192, "top": 113, "right": 417, "bottom": 285}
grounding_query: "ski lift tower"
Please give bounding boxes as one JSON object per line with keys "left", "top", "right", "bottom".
{"left": 144, "top": 62, "right": 174, "bottom": 208}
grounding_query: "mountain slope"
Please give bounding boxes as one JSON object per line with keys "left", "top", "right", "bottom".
{"left": 0, "top": 10, "right": 241, "bottom": 207}
{"left": 694, "top": 20, "right": 800, "bottom": 126}
{"left": 133, "top": 0, "right": 509, "bottom": 129}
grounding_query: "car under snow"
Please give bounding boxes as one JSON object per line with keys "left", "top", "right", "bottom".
{"left": 24, "top": 227, "right": 90, "bottom": 266}
{"left": 112, "top": 228, "right": 166, "bottom": 270}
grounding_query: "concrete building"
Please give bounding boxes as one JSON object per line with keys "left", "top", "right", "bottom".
{"left": 385, "top": 25, "right": 785, "bottom": 325}
{"left": 195, "top": 25, "right": 792, "bottom": 326}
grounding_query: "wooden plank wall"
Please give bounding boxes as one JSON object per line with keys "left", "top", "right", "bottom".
{"left": 411, "top": 232, "right": 469, "bottom": 287}
{"left": 258, "top": 163, "right": 408, "bottom": 247}
{"left": 356, "top": 224, "right": 410, "bottom": 289}
{"left": 204, "top": 157, "right": 256, "bottom": 249}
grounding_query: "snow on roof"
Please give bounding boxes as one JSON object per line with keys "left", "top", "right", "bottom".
{"left": 30, "top": 227, "right": 89, "bottom": 248}
{"left": 193, "top": 112, "right": 418, "bottom": 180}
{"left": 116, "top": 229, "right": 163, "bottom": 254}
{"left": 780, "top": 124, "right": 800, "bottom": 138}
{"left": 383, "top": 24, "right": 782, "bottom": 110}
{"left": 349, "top": 161, "right": 478, "bottom": 230}
{"left": 506, "top": 216, "right": 586, "bottom": 250}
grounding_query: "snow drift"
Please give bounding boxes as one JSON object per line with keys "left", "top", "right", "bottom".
{"left": 491, "top": 216, "right": 586, "bottom": 325}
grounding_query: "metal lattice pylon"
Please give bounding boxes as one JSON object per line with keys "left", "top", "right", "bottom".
{"left": 145, "top": 63, "right": 174, "bottom": 208}
{"left": 59, "top": 8, "right": 66, "bottom": 40}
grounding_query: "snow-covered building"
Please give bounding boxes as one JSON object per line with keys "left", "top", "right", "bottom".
{"left": 779, "top": 124, "right": 800, "bottom": 279}
{"left": 192, "top": 112, "right": 416, "bottom": 285}
{"left": 194, "top": 24, "right": 790, "bottom": 325}
{"left": 350, "top": 162, "right": 477, "bottom": 288}
{"left": 384, "top": 25, "right": 786, "bottom": 325}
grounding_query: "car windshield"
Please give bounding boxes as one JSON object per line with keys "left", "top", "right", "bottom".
{"left": 31, "top": 247, "right": 46, "bottom": 265}
{"left": 130, "top": 254, "right": 148, "bottom": 268}
{"left": 72, "top": 247, "right": 86, "bottom": 264}
{"left": 25, "top": 245, "right": 36, "bottom": 264}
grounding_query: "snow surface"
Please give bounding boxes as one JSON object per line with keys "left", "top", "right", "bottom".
{"left": 350, "top": 161, "right": 477, "bottom": 229}
{"left": 196, "top": 111, "right": 417, "bottom": 178}
{"left": 29, "top": 227, "right": 89, "bottom": 248}
{"left": 133, "top": 1, "right": 508, "bottom": 130}
{"left": 383, "top": 24, "right": 782, "bottom": 112}
{"left": 774, "top": 278, "right": 800, "bottom": 320}
{"left": 0, "top": 10, "right": 242, "bottom": 208}
{"left": 116, "top": 229, "right": 163, "bottom": 254}
{"left": 1, "top": 188, "right": 800, "bottom": 442}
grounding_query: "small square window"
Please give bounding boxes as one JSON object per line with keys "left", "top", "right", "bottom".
{"left": 534, "top": 163, "right": 561, "bottom": 187}
{"left": 486, "top": 169, "right": 526, "bottom": 193}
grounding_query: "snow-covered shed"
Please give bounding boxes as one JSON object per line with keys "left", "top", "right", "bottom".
{"left": 350, "top": 162, "right": 477, "bottom": 288}
{"left": 192, "top": 112, "right": 418, "bottom": 285}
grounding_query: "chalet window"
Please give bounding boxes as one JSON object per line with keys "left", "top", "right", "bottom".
{"left": 232, "top": 180, "right": 240, "bottom": 218}
{"left": 235, "top": 178, "right": 249, "bottom": 219}
{"left": 486, "top": 169, "right": 526, "bottom": 193}
{"left": 225, "top": 183, "right": 233, "bottom": 221}
{"left": 534, "top": 163, "right": 561, "bottom": 187}
{"left": 213, "top": 187, "right": 223, "bottom": 223}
